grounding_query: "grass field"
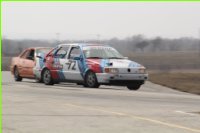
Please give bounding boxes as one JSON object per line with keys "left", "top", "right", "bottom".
{"left": 149, "top": 72, "right": 200, "bottom": 95}
{"left": 129, "top": 51, "right": 200, "bottom": 71}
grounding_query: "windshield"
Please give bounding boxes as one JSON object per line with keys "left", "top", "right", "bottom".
{"left": 83, "top": 46, "right": 124, "bottom": 59}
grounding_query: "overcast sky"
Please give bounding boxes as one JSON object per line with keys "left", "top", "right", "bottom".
{"left": 2, "top": 2, "right": 200, "bottom": 40}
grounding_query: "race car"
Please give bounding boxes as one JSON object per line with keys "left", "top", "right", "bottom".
{"left": 10, "top": 47, "right": 52, "bottom": 82}
{"left": 41, "top": 43, "right": 148, "bottom": 90}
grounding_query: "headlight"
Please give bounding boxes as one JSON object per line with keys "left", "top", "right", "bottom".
{"left": 138, "top": 67, "right": 146, "bottom": 74}
{"left": 104, "top": 68, "right": 119, "bottom": 74}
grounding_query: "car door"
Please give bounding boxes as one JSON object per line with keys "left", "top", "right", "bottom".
{"left": 53, "top": 46, "right": 70, "bottom": 80}
{"left": 26, "top": 49, "right": 35, "bottom": 77}
{"left": 64, "top": 46, "right": 83, "bottom": 81}
{"left": 18, "top": 50, "right": 29, "bottom": 76}
{"left": 22, "top": 49, "right": 35, "bottom": 77}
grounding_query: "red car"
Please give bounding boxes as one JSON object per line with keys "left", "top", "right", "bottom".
{"left": 10, "top": 47, "right": 52, "bottom": 82}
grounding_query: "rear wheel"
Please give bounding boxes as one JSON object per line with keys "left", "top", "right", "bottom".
{"left": 42, "top": 69, "right": 54, "bottom": 85}
{"left": 84, "top": 71, "right": 100, "bottom": 88}
{"left": 14, "top": 67, "right": 22, "bottom": 81}
{"left": 127, "top": 84, "right": 141, "bottom": 90}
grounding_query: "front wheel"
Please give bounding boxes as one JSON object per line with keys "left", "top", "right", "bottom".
{"left": 127, "top": 84, "right": 141, "bottom": 90}
{"left": 84, "top": 71, "right": 100, "bottom": 88}
{"left": 14, "top": 67, "right": 22, "bottom": 81}
{"left": 42, "top": 69, "right": 54, "bottom": 85}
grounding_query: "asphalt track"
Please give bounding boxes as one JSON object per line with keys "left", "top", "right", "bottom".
{"left": 2, "top": 71, "right": 200, "bottom": 133}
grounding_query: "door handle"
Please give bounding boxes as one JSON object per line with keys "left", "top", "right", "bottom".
{"left": 65, "top": 62, "right": 70, "bottom": 65}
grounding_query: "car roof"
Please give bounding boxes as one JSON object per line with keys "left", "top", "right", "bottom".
{"left": 58, "top": 43, "right": 108, "bottom": 47}
{"left": 28, "top": 47, "right": 53, "bottom": 50}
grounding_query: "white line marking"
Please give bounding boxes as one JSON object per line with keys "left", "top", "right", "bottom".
{"left": 175, "top": 110, "right": 196, "bottom": 116}
{"left": 64, "top": 103, "right": 200, "bottom": 133}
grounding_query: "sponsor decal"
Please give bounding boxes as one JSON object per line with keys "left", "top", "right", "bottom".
{"left": 53, "top": 58, "right": 63, "bottom": 69}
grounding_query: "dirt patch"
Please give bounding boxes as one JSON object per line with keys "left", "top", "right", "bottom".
{"left": 149, "top": 72, "right": 200, "bottom": 95}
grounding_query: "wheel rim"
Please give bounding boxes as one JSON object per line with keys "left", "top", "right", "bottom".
{"left": 43, "top": 70, "right": 51, "bottom": 83}
{"left": 86, "top": 72, "right": 96, "bottom": 87}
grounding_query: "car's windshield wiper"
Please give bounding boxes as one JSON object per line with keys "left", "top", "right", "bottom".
{"left": 87, "top": 57, "right": 103, "bottom": 59}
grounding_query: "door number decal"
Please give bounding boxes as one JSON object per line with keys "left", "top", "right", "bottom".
{"left": 67, "top": 60, "right": 76, "bottom": 70}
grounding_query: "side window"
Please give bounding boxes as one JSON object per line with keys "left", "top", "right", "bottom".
{"left": 54, "top": 46, "right": 69, "bottom": 58}
{"left": 20, "top": 50, "right": 29, "bottom": 59}
{"left": 68, "top": 47, "right": 81, "bottom": 59}
{"left": 26, "top": 49, "right": 35, "bottom": 60}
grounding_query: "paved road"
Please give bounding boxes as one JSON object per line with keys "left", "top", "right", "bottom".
{"left": 2, "top": 71, "right": 200, "bottom": 133}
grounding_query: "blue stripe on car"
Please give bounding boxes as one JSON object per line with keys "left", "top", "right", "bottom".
{"left": 39, "top": 53, "right": 45, "bottom": 68}
{"left": 77, "top": 45, "right": 89, "bottom": 78}
{"left": 100, "top": 59, "right": 109, "bottom": 72}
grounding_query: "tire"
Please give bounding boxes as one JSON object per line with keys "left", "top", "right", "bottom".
{"left": 14, "top": 67, "right": 22, "bottom": 81}
{"left": 84, "top": 71, "right": 100, "bottom": 88}
{"left": 127, "top": 84, "right": 141, "bottom": 90}
{"left": 54, "top": 81, "right": 60, "bottom": 84}
{"left": 42, "top": 69, "right": 54, "bottom": 85}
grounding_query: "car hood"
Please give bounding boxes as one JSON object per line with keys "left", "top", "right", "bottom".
{"left": 86, "top": 58, "right": 142, "bottom": 68}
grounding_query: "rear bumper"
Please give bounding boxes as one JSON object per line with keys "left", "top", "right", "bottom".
{"left": 96, "top": 73, "right": 148, "bottom": 85}
{"left": 33, "top": 68, "right": 42, "bottom": 79}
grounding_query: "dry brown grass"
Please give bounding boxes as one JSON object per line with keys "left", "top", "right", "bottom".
{"left": 129, "top": 51, "right": 200, "bottom": 70}
{"left": 149, "top": 72, "right": 200, "bottom": 95}
{"left": 2, "top": 57, "right": 12, "bottom": 71}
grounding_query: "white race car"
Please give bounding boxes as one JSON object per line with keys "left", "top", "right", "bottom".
{"left": 40, "top": 43, "right": 148, "bottom": 90}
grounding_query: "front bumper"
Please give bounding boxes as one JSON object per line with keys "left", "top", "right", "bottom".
{"left": 33, "top": 68, "right": 42, "bottom": 79}
{"left": 96, "top": 73, "right": 148, "bottom": 85}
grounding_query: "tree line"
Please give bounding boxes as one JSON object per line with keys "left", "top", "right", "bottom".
{"left": 2, "top": 35, "right": 200, "bottom": 57}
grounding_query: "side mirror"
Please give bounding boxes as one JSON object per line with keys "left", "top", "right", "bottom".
{"left": 73, "top": 56, "right": 81, "bottom": 60}
{"left": 36, "top": 53, "right": 43, "bottom": 59}
{"left": 36, "top": 55, "right": 42, "bottom": 59}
